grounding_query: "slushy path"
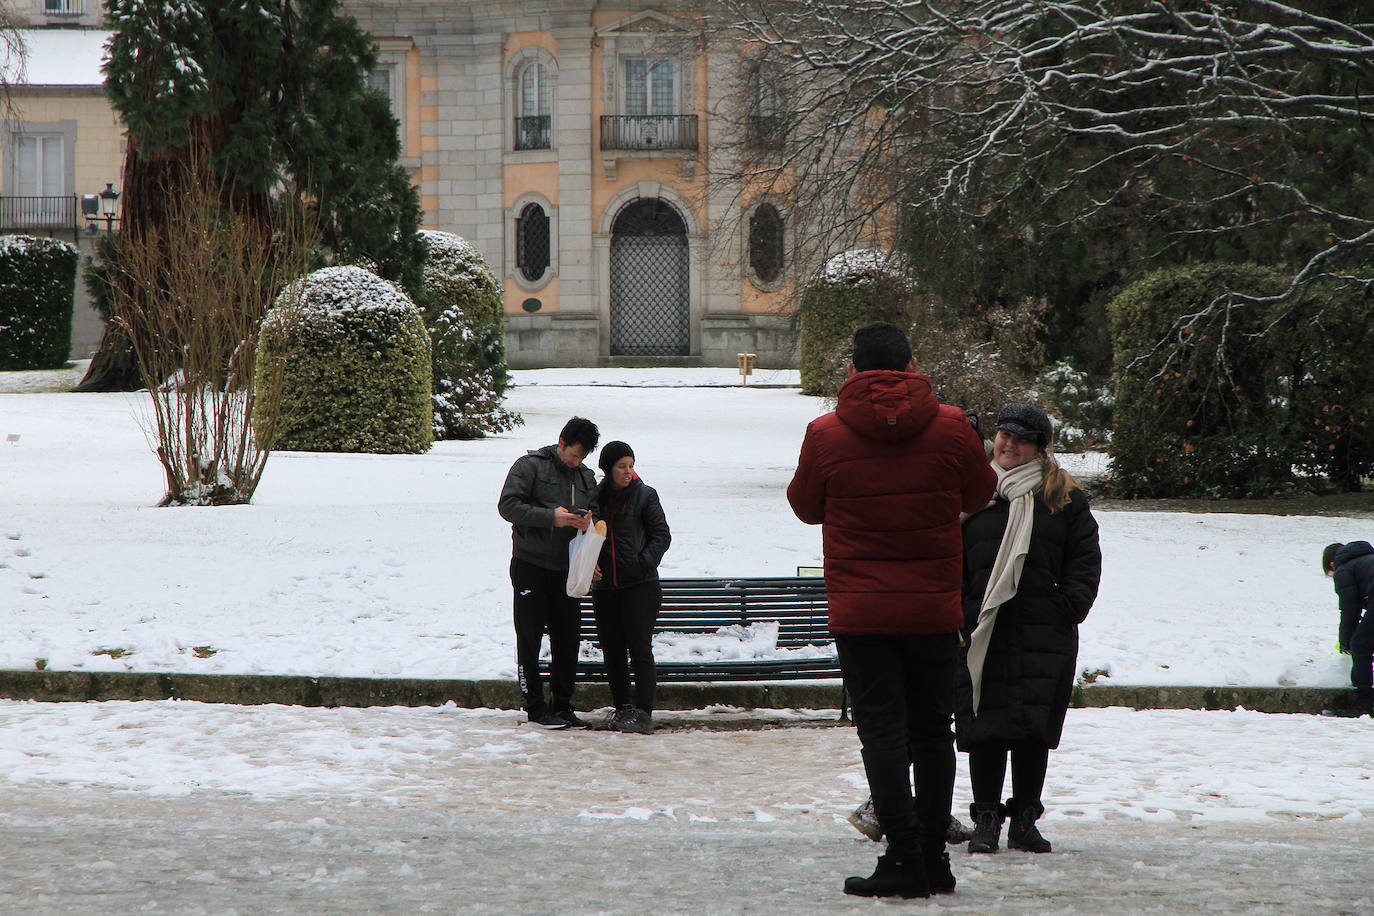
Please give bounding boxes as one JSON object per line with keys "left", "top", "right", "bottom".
{"left": 0, "top": 701, "right": 1369, "bottom": 914}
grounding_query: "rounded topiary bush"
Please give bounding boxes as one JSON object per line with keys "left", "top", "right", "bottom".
{"left": 415, "top": 229, "right": 520, "bottom": 439}
{"left": 0, "top": 235, "right": 78, "bottom": 370}
{"left": 798, "top": 251, "right": 912, "bottom": 395}
{"left": 254, "top": 265, "right": 433, "bottom": 454}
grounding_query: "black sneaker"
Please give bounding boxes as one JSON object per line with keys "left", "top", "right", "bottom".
{"left": 607, "top": 705, "right": 636, "bottom": 731}
{"left": 527, "top": 710, "right": 569, "bottom": 729}
{"left": 555, "top": 709, "right": 592, "bottom": 729}
{"left": 1327, "top": 689, "right": 1373, "bottom": 718}
{"left": 620, "top": 708, "right": 654, "bottom": 735}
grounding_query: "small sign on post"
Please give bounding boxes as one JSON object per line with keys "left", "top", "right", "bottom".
{"left": 737, "top": 352, "right": 756, "bottom": 386}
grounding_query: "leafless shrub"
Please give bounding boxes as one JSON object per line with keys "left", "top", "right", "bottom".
{"left": 108, "top": 155, "right": 317, "bottom": 505}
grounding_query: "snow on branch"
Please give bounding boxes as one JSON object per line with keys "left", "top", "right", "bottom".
{"left": 719, "top": 0, "right": 1374, "bottom": 316}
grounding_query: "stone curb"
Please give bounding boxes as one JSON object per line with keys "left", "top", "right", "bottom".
{"left": 0, "top": 669, "right": 1354, "bottom": 717}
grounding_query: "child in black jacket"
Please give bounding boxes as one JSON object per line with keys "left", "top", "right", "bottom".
{"left": 1322, "top": 541, "right": 1374, "bottom": 717}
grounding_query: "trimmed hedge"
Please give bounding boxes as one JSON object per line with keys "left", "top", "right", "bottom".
{"left": 1108, "top": 262, "right": 1374, "bottom": 496}
{"left": 254, "top": 266, "right": 433, "bottom": 454}
{"left": 798, "top": 260, "right": 912, "bottom": 395}
{"left": 415, "top": 230, "right": 520, "bottom": 439}
{"left": 0, "top": 235, "right": 78, "bottom": 370}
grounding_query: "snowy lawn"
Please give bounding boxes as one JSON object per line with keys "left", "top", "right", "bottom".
{"left": 0, "top": 366, "right": 1360, "bottom": 689}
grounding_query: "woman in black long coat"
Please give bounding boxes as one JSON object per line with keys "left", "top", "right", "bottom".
{"left": 956, "top": 405, "right": 1101, "bottom": 855}
{"left": 591, "top": 441, "right": 671, "bottom": 735}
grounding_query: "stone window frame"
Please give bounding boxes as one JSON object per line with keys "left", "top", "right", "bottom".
{"left": 505, "top": 191, "right": 558, "bottom": 292}
{"left": 503, "top": 46, "right": 559, "bottom": 162}
{"left": 595, "top": 11, "right": 701, "bottom": 180}
{"left": 2, "top": 119, "right": 77, "bottom": 197}
{"left": 371, "top": 39, "right": 413, "bottom": 161}
{"left": 597, "top": 11, "right": 698, "bottom": 120}
{"left": 741, "top": 195, "right": 791, "bottom": 293}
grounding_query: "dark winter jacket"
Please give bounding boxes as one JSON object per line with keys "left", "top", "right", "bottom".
{"left": 955, "top": 485, "right": 1101, "bottom": 749}
{"left": 786, "top": 370, "right": 996, "bottom": 635}
{"left": 593, "top": 475, "right": 671, "bottom": 590}
{"left": 1331, "top": 540, "right": 1374, "bottom": 651}
{"left": 497, "top": 445, "right": 599, "bottom": 571}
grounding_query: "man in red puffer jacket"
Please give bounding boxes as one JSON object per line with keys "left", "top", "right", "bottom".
{"left": 788, "top": 321, "right": 995, "bottom": 900}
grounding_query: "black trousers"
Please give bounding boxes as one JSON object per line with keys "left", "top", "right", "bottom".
{"left": 1350, "top": 608, "right": 1374, "bottom": 698}
{"left": 592, "top": 580, "right": 661, "bottom": 712}
{"left": 835, "top": 632, "right": 958, "bottom": 857}
{"left": 966, "top": 740, "right": 1050, "bottom": 809}
{"left": 510, "top": 557, "right": 581, "bottom": 715}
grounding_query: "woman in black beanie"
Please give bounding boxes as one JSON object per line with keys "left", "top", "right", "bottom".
{"left": 592, "top": 441, "right": 672, "bottom": 734}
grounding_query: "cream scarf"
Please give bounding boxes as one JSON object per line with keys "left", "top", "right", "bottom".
{"left": 966, "top": 459, "right": 1042, "bottom": 714}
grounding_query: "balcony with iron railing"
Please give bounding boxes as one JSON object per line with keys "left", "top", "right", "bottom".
{"left": 600, "top": 115, "right": 699, "bottom": 152}
{"left": 514, "top": 116, "right": 551, "bottom": 151}
{"left": 0, "top": 196, "right": 80, "bottom": 239}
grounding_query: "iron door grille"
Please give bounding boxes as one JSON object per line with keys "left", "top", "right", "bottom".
{"left": 610, "top": 234, "right": 690, "bottom": 356}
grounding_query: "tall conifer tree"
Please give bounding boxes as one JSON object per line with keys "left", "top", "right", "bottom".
{"left": 79, "top": 0, "right": 423, "bottom": 391}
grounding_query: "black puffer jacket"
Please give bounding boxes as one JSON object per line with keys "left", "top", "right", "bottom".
{"left": 497, "top": 445, "right": 599, "bottom": 571}
{"left": 1331, "top": 540, "right": 1374, "bottom": 650}
{"left": 955, "top": 486, "right": 1101, "bottom": 749}
{"left": 593, "top": 476, "right": 671, "bottom": 590}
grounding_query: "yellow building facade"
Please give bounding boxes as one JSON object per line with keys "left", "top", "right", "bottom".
{"left": 346, "top": 0, "right": 797, "bottom": 367}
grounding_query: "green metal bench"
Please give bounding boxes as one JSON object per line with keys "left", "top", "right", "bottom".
{"left": 542, "top": 576, "right": 839, "bottom": 683}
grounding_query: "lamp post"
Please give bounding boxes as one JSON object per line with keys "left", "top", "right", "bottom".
{"left": 98, "top": 182, "right": 120, "bottom": 233}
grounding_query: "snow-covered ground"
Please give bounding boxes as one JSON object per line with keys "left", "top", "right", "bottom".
{"left": 3, "top": 365, "right": 1372, "bottom": 913}
{"left": 0, "top": 365, "right": 1359, "bottom": 690}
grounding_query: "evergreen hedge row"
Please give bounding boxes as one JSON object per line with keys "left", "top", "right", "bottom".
{"left": 1108, "top": 262, "right": 1374, "bottom": 496}
{"left": 254, "top": 266, "right": 433, "bottom": 454}
{"left": 0, "top": 235, "right": 78, "bottom": 370}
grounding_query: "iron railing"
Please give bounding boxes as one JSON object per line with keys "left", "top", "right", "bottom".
{"left": 600, "top": 115, "right": 698, "bottom": 152}
{"left": 0, "top": 196, "right": 80, "bottom": 240}
{"left": 514, "top": 116, "right": 551, "bottom": 151}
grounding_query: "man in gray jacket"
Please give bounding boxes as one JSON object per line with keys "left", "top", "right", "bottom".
{"left": 498, "top": 416, "right": 600, "bottom": 728}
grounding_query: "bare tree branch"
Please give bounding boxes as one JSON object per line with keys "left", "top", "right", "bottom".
{"left": 717, "top": 0, "right": 1374, "bottom": 312}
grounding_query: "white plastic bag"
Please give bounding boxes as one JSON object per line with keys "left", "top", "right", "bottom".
{"left": 565, "top": 519, "right": 607, "bottom": 597}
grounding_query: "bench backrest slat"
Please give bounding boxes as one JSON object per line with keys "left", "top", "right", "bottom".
{"left": 576, "top": 576, "right": 830, "bottom": 647}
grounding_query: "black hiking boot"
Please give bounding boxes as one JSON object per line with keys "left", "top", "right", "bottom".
{"left": 1006, "top": 799, "right": 1052, "bottom": 853}
{"left": 843, "top": 851, "right": 930, "bottom": 899}
{"left": 967, "top": 803, "right": 1004, "bottom": 854}
{"left": 923, "top": 845, "right": 956, "bottom": 894}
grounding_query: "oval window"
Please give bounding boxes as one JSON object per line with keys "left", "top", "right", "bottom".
{"left": 748, "top": 203, "right": 784, "bottom": 284}
{"left": 516, "top": 203, "right": 550, "bottom": 283}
